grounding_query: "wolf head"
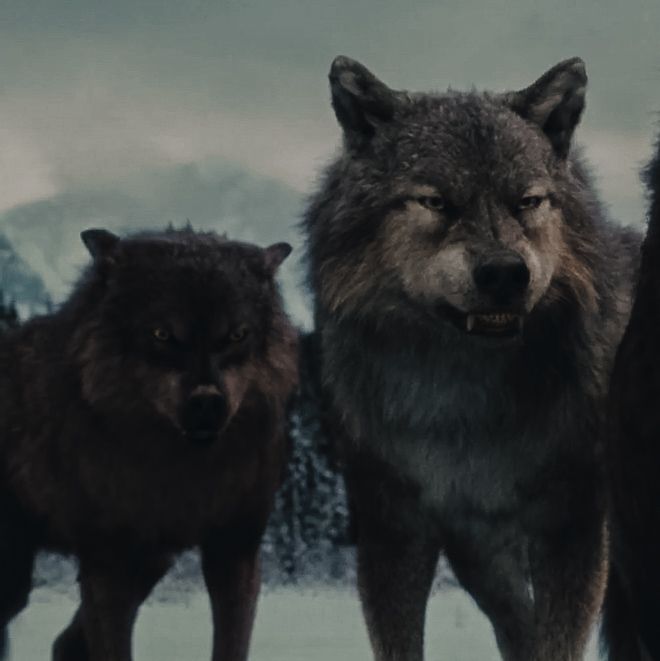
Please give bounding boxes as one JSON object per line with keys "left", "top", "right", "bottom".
{"left": 74, "top": 227, "right": 292, "bottom": 444}
{"left": 308, "top": 56, "right": 597, "bottom": 342}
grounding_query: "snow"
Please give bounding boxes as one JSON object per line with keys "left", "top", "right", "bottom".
{"left": 7, "top": 586, "right": 601, "bottom": 660}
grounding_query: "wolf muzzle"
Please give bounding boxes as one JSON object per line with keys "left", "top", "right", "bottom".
{"left": 182, "top": 389, "right": 228, "bottom": 443}
{"left": 472, "top": 251, "right": 530, "bottom": 305}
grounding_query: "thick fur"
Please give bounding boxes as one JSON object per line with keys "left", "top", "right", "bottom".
{"left": 0, "top": 228, "right": 298, "bottom": 661}
{"left": 304, "top": 57, "right": 640, "bottom": 661}
{"left": 603, "top": 135, "right": 660, "bottom": 661}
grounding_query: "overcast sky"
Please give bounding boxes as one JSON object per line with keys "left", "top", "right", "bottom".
{"left": 0, "top": 0, "right": 658, "bottom": 224}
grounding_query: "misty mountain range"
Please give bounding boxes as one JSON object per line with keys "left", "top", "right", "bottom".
{"left": 0, "top": 160, "right": 312, "bottom": 325}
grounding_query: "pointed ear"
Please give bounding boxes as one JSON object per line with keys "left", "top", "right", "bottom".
{"left": 264, "top": 242, "right": 292, "bottom": 275}
{"left": 81, "top": 229, "right": 120, "bottom": 261}
{"left": 503, "top": 57, "right": 587, "bottom": 159}
{"left": 329, "top": 56, "right": 400, "bottom": 146}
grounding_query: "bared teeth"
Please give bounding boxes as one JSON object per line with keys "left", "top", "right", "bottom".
{"left": 466, "top": 312, "right": 523, "bottom": 333}
{"left": 478, "top": 313, "right": 516, "bottom": 325}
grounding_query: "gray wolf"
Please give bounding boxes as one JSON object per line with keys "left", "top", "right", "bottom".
{"left": 0, "top": 227, "right": 297, "bottom": 660}
{"left": 303, "top": 56, "right": 640, "bottom": 660}
{"left": 603, "top": 135, "right": 660, "bottom": 661}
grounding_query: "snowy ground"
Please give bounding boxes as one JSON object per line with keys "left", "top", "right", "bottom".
{"left": 7, "top": 585, "right": 601, "bottom": 660}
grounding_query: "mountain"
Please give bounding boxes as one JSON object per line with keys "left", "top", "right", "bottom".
{"left": 0, "top": 161, "right": 311, "bottom": 325}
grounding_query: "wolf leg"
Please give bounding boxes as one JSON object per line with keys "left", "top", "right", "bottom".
{"left": 602, "top": 538, "right": 660, "bottom": 661}
{"left": 344, "top": 456, "right": 439, "bottom": 661}
{"left": 356, "top": 530, "right": 439, "bottom": 661}
{"left": 601, "top": 565, "right": 644, "bottom": 661}
{"left": 0, "top": 496, "right": 37, "bottom": 660}
{"left": 201, "top": 525, "right": 263, "bottom": 661}
{"left": 529, "top": 512, "right": 608, "bottom": 661}
{"left": 444, "top": 519, "right": 535, "bottom": 661}
{"left": 52, "top": 608, "right": 87, "bottom": 661}
{"left": 53, "top": 552, "right": 170, "bottom": 661}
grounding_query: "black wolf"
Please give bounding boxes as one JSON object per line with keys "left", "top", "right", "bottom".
{"left": 0, "top": 228, "right": 298, "bottom": 661}
{"left": 303, "top": 56, "right": 640, "bottom": 660}
{"left": 603, "top": 135, "right": 660, "bottom": 661}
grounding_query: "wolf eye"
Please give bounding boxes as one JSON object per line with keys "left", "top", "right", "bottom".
{"left": 518, "top": 195, "right": 545, "bottom": 211}
{"left": 418, "top": 195, "right": 445, "bottom": 211}
{"left": 229, "top": 326, "right": 249, "bottom": 343}
{"left": 153, "top": 328, "right": 171, "bottom": 342}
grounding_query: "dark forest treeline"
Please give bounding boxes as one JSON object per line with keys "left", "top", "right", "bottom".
{"left": 0, "top": 290, "right": 18, "bottom": 334}
{"left": 262, "top": 331, "right": 352, "bottom": 583}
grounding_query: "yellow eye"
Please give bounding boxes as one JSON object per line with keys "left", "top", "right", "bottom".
{"left": 229, "top": 326, "right": 249, "bottom": 343}
{"left": 418, "top": 195, "right": 445, "bottom": 211}
{"left": 153, "top": 328, "right": 171, "bottom": 342}
{"left": 518, "top": 195, "right": 545, "bottom": 211}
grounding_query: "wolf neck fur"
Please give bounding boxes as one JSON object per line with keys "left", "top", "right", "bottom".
{"left": 323, "top": 304, "right": 592, "bottom": 446}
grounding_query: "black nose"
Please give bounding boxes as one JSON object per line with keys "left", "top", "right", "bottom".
{"left": 473, "top": 252, "right": 530, "bottom": 303}
{"left": 182, "top": 393, "right": 228, "bottom": 443}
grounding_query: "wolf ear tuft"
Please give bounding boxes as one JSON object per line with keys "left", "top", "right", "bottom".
{"left": 264, "top": 242, "right": 292, "bottom": 275}
{"left": 81, "top": 229, "right": 120, "bottom": 261}
{"left": 504, "top": 57, "right": 587, "bottom": 159}
{"left": 329, "top": 56, "right": 400, "bottom": 146}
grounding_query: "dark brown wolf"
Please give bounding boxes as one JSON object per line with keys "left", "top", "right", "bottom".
{"left": 303, "top": 56, "right": 640, "bottom": 660}
{"left": 603, "top": 136, "right": 660, "bottom": 661}
{"left": 0, "top": 227, "right": 298, "bottom": 661}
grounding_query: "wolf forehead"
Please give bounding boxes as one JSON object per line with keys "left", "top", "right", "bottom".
{"left": 392, "top": 97, "right": 553, "bottom": 180}
{"left": 339, "top": 94, "right": 560, "bottom": 204}
{"left": 329, "top": 55, "right": 587, "bottom": 193}
{"left": 78, "top": 228, "right": 293, "bottom": 330}
{"left": 82, "top": 228, "right": 290, "bottom": 285}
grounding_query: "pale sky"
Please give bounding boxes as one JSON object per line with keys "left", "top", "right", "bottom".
{"left": 0, "top": 0, "right": 658, "bottom": 227}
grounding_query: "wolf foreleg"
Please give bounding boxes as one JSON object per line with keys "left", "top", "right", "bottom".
{"left": 344, "top": 456, "right": 440, "bottom": 661}
{"left": 355, "top": 527, "right": 439, "bottom": 661}
{"left": 57, "top": 552, "right": 170, "bottom": 661}
{"left": 529, "top": 515, "right": 608, "bottom": 661}
{"left": 201, "top": 524, "right": 264, "bottom": 661}
{"left": 0, "top": 496, "right": 36, "bottom": 661}
{"left": 444, "top": 519, "right": 536, "bottom": 661}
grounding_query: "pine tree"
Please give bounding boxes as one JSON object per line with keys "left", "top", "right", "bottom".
{"left": 0, "top": 289, "right": 19, "bottom": 334}
{"left": 263, "top": 332, "right": 351, "bottom": 584}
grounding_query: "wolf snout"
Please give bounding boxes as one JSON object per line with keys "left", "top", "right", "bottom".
{"left": 473, "top": 252, "right": 530, "bottom": 304}
{"left": 182, "top": 389, "right": 228, "bottom": 443}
